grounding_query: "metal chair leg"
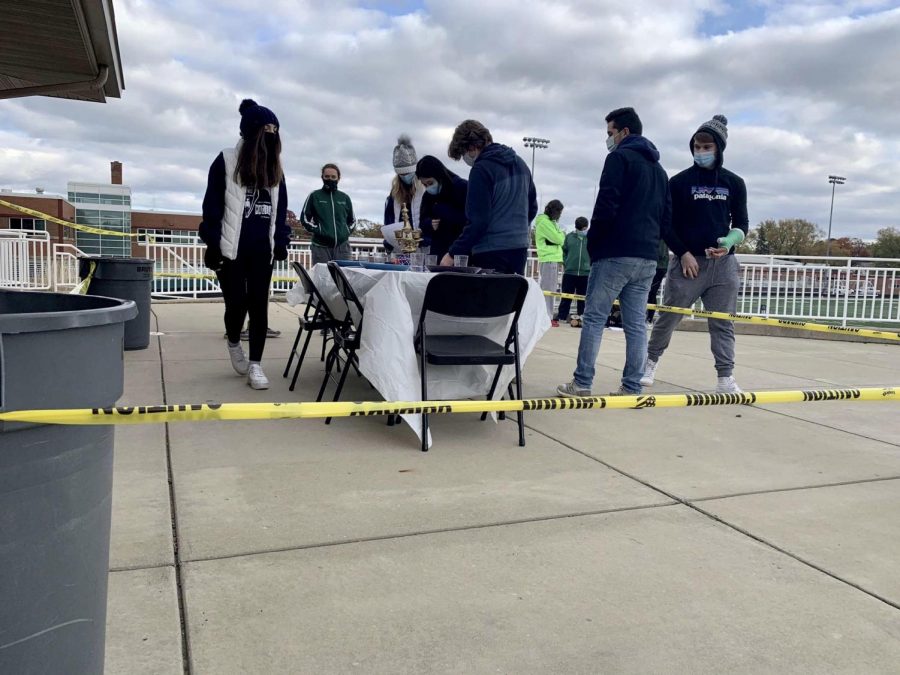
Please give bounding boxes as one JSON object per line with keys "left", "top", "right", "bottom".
{"left": 420, "top": 351, "right": 429, "bottom": 452}
{"left": 283, "top": 326, "right": 303, "bottom": 378}
{"left": 289, "top": 330, "right": 314, "bottom": 392}
{"left": 325, "top": 347, "right": 354, "bottom": 425}
{"left": 481, "top": 365, "right": 504, "bottom": 422}
{"left": 316, "top": 346, "right": 337, "bottom": 402}
{"left": 514, "top": 346, "right": 525, "bottom": 447}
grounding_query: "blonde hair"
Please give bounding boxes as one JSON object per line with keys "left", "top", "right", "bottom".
{"left": 390, "top": 174, "right": 417, "bottom": 205}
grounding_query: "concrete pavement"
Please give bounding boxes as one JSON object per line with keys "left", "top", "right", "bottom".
{"left": 105, "top": 301, "right": 900, "bottom": 674}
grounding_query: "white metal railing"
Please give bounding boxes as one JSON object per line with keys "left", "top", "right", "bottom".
{"left": 52, "top": 242, "right": 87, "bottom": 292}
{"left": 4, "top": 234, "right": 900, "bottom": 325}
{"left": 732, "top": 254, "right": 900, "bottom": 326}
{"left": 0, "top": 229, "right": 52, "bottom": 290}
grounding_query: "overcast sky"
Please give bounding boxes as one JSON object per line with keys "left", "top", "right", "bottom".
{"left": 1, "top": 0, "right": 899, "bottom": 239}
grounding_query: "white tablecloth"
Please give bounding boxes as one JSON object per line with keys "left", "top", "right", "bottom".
{"left": 288, "top": 264, "right": 550, "bottom": 447}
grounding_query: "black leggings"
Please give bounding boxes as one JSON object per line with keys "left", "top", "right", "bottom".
{"left": 556, "top": 273, "right": 588, "bottom": 320}
{"left": 217, "top": 253, "right": 273, "bottom": 362}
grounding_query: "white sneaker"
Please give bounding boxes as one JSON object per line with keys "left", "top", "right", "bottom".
{"left": 640, "top": 359, "right": 658, "bottom": 387}
{"left": 716, "top": 376, "right": 742, "bottom": 394}
{"left": 227, "top": 341, "right": 249, "bottom": 376}
{"left": 247, "top": 363, "right": 269, "bottom": 390}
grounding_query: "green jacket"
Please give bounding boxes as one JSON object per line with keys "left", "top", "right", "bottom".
{"left": 656, "top": 239, "right": 670, "bottom": 269}
{"left": 563, "top": 231, "right": 590, "bottom": 276}
{"left": 301, "top": 187, "right": 356, "bottom": 247}
{"left": 534, "top": 213, "right": 565, "bottom": 263}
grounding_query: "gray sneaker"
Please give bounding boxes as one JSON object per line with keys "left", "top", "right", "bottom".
{"left": 557, "top": 381, "right": 591, "bottom": 397}
{"left": 226, "top": 341, "right": 249, "bottom": 376}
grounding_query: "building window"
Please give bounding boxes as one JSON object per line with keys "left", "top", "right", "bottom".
{"left": 9, "top": 218, "right": 46, "bottom": 231}
{"left": 137, "top": 228, "right": 199, "bottom": 244}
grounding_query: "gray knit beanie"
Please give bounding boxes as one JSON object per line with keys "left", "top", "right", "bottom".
{"left": 695, "top": 114, "right": 728, "bottom": 149}
{"left": 392, "top": 134, "right": 418, "bottom": 174}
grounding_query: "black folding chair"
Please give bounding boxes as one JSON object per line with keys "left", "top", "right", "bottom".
{"left": 318, "top": 262, "right": 366, "bottom": 424}
{"left": 415, "top": 272, "right": 530, "bottom": 452}
{"left": 283, "top": 262, "right": 341, "bottom": 391}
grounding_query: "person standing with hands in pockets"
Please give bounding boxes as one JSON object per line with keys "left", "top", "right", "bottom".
{"left": 199, "top": 98, "right": 290, "bottom": 390}
{"left": 301, "top": 163, "right": 356, "bottom": 264}
{"left": 534, "top": 199, "right": 566, "bottom": 325}
{"left": 642, "top": 114, "right": 748, "bottom": 393}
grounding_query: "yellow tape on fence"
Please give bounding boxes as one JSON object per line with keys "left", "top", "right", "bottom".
{"left": 0, "top": 387, "right": 895, "bottom": 426}
{"left": 0, "top": 198, "right": 142, "bottom": 238}
{"left": 545, "top": 290, "right": 900, "bottom": 342}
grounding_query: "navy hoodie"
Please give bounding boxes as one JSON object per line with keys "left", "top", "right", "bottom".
{"left": 587, "top": 134, "right": 671, "bottom": 262}
{"left": 665, "top": 136, "right": 748, "bottom": 257}
{"left": 449, "top": 143, "right": 538, "bottom": 257}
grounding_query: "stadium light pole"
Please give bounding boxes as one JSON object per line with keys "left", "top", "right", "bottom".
{"left": 522, "top": 137, "right": 550, "bottom": 180}
{"left": 826, "top": 174, "right": 846, "bottom": 256}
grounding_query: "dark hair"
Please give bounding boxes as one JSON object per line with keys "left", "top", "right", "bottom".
{"left": 234, "top": 126, "right": 283, "bottom": 188}
{"left": 605, "top": 107, "right": 642, "bottom": 136}
{"left": 575, "top": 216, "right": 588, "bottom": 230}
{"left": 693, "top": 131, "right": 716, "bottom": 145}
{"left": 448, "top": 120, "right": 493, "bottom": 160}
{"left": 416, "top": 155, "right": 453, "bottom": 190}
{"left": 321, "top": 163, "right": 341, "bottom": 178}
{"left": 544, "top": 199, "right": 564, "bottom": 220}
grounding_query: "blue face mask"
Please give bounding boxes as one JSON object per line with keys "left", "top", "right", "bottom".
{"left": 694, "top": 152, "right": 716, "bottom": 169}
{"left": 399, "top": 172, "right": 415, "bottom": 185}
{"left": 425, "top": 183, "right": 441, "bottom": 195}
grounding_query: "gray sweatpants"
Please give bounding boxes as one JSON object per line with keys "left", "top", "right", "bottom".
{"left": 647, "top": 254, "right": 740, "bottom": 376}
{"left": 311, "top": 241, "right": 353, "bottom": 265}
{"left": 539, "top": 261, "right": 560, "bottom": 318}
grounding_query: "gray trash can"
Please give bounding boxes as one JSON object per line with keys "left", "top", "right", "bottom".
{"left": 0, "top": 290, "right": 137, "bottom": 675}
{"left": 79, "top": 257, "right": 154, "bottom": 350}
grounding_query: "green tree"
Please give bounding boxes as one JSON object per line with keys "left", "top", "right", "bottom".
{"left": 354, "top": 218, "right": 384, "bottom": 239}
{"left": 872, "top": 227, "right": 900, "bottom": 259}
{"left": 751, "top": 218, "right": 822, "bottom": 255}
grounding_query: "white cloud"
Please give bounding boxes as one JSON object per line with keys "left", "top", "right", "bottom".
{"left": 1, "top": 0, "right": 898, "bottom": 240}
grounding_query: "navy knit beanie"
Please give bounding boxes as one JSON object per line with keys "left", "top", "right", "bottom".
{"left": 239, "top": 98, "right": 279, "bottom": 138}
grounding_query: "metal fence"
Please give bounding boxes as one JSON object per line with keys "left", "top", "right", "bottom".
{"left": 2, "top": 233, "right": 899, "bottom": 326}
{"left": 0, "top": 229, "right": 52, "bottom": 290}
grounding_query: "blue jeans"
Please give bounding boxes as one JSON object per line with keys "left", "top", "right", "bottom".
{"left": 573, "top": 257, "right": 657, "bottom": 393}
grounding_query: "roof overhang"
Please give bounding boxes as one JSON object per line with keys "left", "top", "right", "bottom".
{"left": 0, "top": 0, "right": 124, "bottom": 102}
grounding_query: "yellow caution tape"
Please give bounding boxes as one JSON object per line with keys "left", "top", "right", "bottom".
{"left": 0, "top": 198, "right": 145, "bottom": 238}
{"left": 545, "top": 290, "right": 900, "bottom": 342}
{"left": 70, "top": 260, "right": 96, "bottom": 295}
{"left": 0, "top": 387, "right": 895, "bottom": 426}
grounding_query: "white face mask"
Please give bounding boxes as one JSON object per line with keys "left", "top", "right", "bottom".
{"left": 462, "top": 152, "right": 476, "bottom": 167}
{"left": 606, "top": 132, "right": 620, "bottom": 153}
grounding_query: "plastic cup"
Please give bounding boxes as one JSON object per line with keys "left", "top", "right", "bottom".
{"left": 453, "top": 255, "right": 468, "bottom": 268}
{"left": 424, "top": 255, "right": 437, "bottom": 267}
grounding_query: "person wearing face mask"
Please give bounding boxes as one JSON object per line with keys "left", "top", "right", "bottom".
{"left": 301, "top": 162, "right": 356, "bottom": 264}
{"left": 415, "top": 154, "right": 468, "bottom": 262}
{"left": 442, "top": 119, "right": 537, "bottom": 274}
{"left": 642, "top": 114, "right": 748, "bottom": 394}
{"left": 199, "top": 98, "right": 290, "bottom": 390}
{"left": 557, "top": 216, "right": 591, "bottom": 327}
{"left": 382, "top": 134, "right": 425, "bottom": 254}
{"left": 557, "top": 107, "right": 671, "bottom": 398}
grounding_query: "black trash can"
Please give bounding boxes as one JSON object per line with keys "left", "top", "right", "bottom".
{"left": 79, "top": 257, "right": 154, "bottom": 350}
{"left": 0, "top": 290, "right": 137, "bottom": 675}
